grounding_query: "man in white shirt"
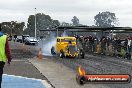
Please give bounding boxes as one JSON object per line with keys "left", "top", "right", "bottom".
{"left": 127, "top": 37, "right": 132, "bottom": 60}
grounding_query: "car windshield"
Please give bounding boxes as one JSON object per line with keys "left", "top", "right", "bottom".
{"left": 28, "top": 37, "right": 35, "bottom": 39}
{"left": 17, "top": 36, "right": 22, "bottom": 38}
{"left": 27, "top": 37, "right": 37, "bottom": 40}
{"left": 23, "top": 35, "right": 30, "bottom": 38}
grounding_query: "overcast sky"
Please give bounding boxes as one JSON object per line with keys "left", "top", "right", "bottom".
{"left": 0, "top": 0, "right": 132, "bottom": 27}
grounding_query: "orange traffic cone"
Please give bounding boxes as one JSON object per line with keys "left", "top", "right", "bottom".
{"left": 37, "top": 48, "right": 43, "bottom": 60}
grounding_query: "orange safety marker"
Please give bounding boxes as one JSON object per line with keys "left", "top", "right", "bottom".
{"left": 37, "top": 48, "right": 43, "bottom": 60}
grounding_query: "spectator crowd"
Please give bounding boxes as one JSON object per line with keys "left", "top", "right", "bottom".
{"left": 74, "top": 35, "right": 132, "bottom": 60}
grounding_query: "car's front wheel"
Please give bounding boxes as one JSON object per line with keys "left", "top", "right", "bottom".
{"left": 51, "top": 47, "right": 56, "bottom": 55}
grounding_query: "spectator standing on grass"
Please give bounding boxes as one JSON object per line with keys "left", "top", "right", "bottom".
{"left": 100, "top": 36, "right": 107, "bottom": 54}
{"left": 112, "top": 37, "right": 118, "bottom": 54}
{"left": 0, "top": 24, "right": 12, "bottom": 88}
{"left": 117, "top": 37, "right": 121, "bottom": 53}
{"left": 127, "top": 36, "right": 132, "bottom": 60}
{"left": 124, "top": 38, "right": 128, "bottom": 52}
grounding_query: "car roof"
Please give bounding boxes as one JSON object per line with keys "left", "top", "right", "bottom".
{"left": 27, "top": 37, "right": 36, "bottom": 39}
{"left": 57, "top": 37, "right": 76, "bottom": 39}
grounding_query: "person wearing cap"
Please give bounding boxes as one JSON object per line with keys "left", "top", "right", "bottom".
{"left": 0, "top": 24, "right": 12, "bottom": 88}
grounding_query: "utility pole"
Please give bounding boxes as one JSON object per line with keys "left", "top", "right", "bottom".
{"left": 11, "top": 21, "right": 13, "bottom": 36}
{"left": 35, "top": 8, "right": 37, "bottom": 38}
{"left": 57, "top": 28, "right": 58, "bottom": 37}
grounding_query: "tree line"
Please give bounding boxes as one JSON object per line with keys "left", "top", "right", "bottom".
{"left": 1, "top": 21, "right": 25, "bottom": 35}
{"left": 1, "top": 11, "right": 119, "bottom": 36}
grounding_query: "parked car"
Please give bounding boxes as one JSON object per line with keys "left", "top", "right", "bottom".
{"left": 16, "top": 36, "right": 23, "bottom": 43}
{"left": 24, "top": 37, "right": 39, "bottom": 45}
{"left": 22, "top": 35, "right": 30, "bottom": 43}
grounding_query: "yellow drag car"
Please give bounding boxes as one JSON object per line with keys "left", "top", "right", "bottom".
{"left": 51, "top": 37, "right": 85, "bottom": 58}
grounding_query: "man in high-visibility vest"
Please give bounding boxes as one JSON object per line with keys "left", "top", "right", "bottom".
{"left": 0, "top": 24, "right": 12, "bottom": 88}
